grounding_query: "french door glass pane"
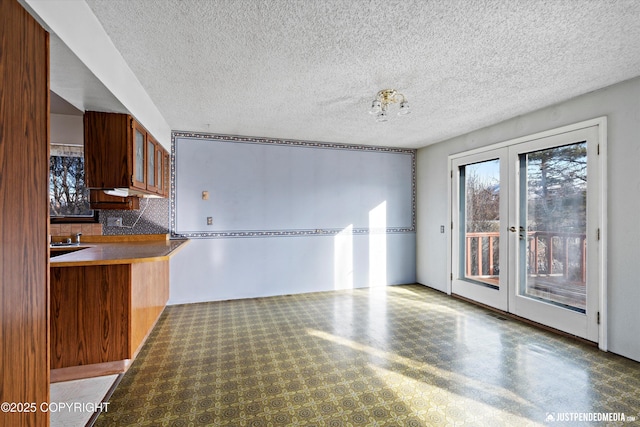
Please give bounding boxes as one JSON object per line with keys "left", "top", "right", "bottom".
{"left": 519, "top": 142, "right": 587, "bottom": 312}
{"left": 460, "top": 159, "right": 500, "bottom": 289}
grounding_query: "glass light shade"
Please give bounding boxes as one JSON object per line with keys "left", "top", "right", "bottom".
{"left": 376, "top": 110, "right": 388, "bottom": 122}
{"left": 398, "top": 101, "right": 410, "bottom": 115}
{"left": 369, "top": 99, "right": 382, "bottom": 114}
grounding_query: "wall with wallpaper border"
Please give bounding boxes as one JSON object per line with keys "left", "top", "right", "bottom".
{"left": 169, "top": 131, "right": 417, "bottom": 304}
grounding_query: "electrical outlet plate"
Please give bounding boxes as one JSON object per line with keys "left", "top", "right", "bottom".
{"left": 207, "top": 217, "right": 213, "bottom": 225}
{"left": 107, "top": 217, "right": 123, "bottom": 227}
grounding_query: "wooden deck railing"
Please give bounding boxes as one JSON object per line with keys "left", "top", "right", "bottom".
{"left": 465, "top": 231, "right": 587, "bottom": 284}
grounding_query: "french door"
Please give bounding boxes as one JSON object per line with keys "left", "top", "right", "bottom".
{"left": 452, "top": 148, "right": 510, "bottom": 311}
{"left": 452, "top": 125, "right": 602, "bottom": 342}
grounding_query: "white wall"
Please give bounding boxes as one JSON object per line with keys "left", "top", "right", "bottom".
{"left": 50, "top": 114, "right": 83, "bottom": 146}
{"left": 416, "top": 76, "right": 640, "bottom": 362}
{"left": 170, "top": 134, "right": 417, "bottom": 304}
{"left": 170, "top": 234, "right": 416, "bottom": 304}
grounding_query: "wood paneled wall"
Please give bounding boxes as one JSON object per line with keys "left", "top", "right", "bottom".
{"left": 0, "top": 0, "right": 50, "bottom": 425}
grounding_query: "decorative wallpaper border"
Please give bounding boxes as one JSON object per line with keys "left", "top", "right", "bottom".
{"left": 174, "top": 227, "right": 413, "bottom": 239}
{"left": 170, "top": 131, "right": 416, "bottom": 239}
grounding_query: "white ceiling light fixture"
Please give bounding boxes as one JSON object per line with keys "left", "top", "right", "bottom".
{"left": 369, "top": 89, "right": 410, "bottom": 122}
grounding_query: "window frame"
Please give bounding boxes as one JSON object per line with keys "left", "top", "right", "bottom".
{"left": 49, "top": 143, "right": 98, "bottom": 223}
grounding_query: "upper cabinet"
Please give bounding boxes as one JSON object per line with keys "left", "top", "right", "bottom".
{"left": 163, "top": 151, "right": 170, "bottom": 198}
{"left": 84, "top": 111, "right": 169, "bottom": 198}
{"left": 156, "top": 143, "right": 168, "bottom": 197}
{"left": 132, "top": 120, "right": 147, "bottom": 191}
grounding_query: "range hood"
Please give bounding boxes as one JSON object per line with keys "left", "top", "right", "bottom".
{"left": 103, "top": 189, "right": 162, "bottom": 198}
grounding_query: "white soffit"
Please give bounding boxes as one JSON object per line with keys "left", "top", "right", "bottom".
{"left": 49, "top": 34, "right": 126, "bottom": 117}
{"left": 22, "top": 0, "right": 172, "bottom": 149}
{"left": 77, "top": 1, "right": 640, "bottom": 148}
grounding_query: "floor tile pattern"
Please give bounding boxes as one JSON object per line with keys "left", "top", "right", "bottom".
{"left": 95, "top": 285, "right": 640, "bottom": 426}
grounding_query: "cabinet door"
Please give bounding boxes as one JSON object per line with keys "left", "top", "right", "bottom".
{"left": 156, "top": 146, "right": 164, "bottom": 195}
{"left": 132, "top": 121, "right": 147, "bottom": 190}
{"left": 146, "top": 136, "right": 158, "bottom": 193}
{"left": 163, "top": 151, "right": 170, "bottom": 197}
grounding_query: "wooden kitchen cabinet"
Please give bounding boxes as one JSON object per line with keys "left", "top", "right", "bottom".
{"left": 50, "top": 260, "right": 169, "bottom": 372}
{"left": 132, "top": 119, "right": 148, "bottom": 191}
{"left": 84, "top": 111, "right": 168, "bottom": 198}
{"left": 146, "top": 136, "right": 157, "bottom": 193}
{"left": 155, "top": 144, "right": 162, "bottom": 195}
{"left": 163, "top": 151, "right": 171, "bottom": 197}
{"left": 49, "top": 235, "right": 188, "bottom": 382}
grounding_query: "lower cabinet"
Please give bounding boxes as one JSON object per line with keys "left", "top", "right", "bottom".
{"left": 50, "top": 260, "right": 169, "bottom": 375}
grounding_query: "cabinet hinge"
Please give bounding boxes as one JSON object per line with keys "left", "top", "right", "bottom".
{"left": 131, "top": 174, "right": 135, "bottom": 185}
{"left": 597, "top": 311, "right": 600, "bottom": 325}
{"left": 451, "top": 221, "right": 453, "bottom": 230}
{"left": 597, "top": 144, "right": 600, "bottom": 155}
{"left": 450, "top": 273, "right": 453, "bottom": 280}
{"left": 597, "top": 228, "right": 600, "bottom": 240}
{"left": 451, "top": 170, "right": 453, "bottom": 178}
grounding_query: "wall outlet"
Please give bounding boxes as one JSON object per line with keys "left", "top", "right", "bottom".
{"left": 107, "top": 217, "right": 123, "bottom": 227}
{"left": 207, "top": 217, "right": 213, "bottom": 225}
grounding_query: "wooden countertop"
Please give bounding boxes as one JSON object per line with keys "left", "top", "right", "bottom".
{"left": 50, "top": 234, "right": 189, "bottom": 267}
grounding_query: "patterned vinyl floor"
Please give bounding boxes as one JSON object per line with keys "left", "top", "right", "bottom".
{"left": 94, "top": 285, "right": 640, "bottom": 426}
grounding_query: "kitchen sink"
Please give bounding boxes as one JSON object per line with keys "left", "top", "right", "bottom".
{"left": 50, "top": 241, "right": 80, "bottom": 247}
{"left": 50, "top": 246, "right": 87, "bottom": 258}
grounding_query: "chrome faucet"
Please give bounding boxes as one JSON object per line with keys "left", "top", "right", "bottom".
{"left": 75, "top": 233, "right": 82, "bottom": 244}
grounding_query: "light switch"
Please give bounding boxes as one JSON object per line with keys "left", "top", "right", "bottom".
{"left": 202, "top": 191, "right": 209, "bottom": 200}
{"left": 440, "top": 225, "right": 445, "bottom": 233}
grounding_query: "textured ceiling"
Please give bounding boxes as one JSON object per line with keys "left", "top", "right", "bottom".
{"left": 81, "top": 0, "right": 640, "bottom": 149}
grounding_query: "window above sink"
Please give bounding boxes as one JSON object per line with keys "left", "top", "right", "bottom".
{"left": 50, "top": 143, "right": 95, "bottom": 221}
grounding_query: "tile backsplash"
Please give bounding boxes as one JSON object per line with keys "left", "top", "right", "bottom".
{"left": 99, "top": 198, "right": 169, "bottom": 235}
{"left": 50, "top": 222, "right": 102, "bottom": 237}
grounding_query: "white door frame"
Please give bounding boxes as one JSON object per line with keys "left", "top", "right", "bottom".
{"left": 447, "top": 117, "right": 607, "bottom": 351}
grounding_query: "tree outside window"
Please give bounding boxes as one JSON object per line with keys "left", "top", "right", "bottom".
{"left": 50, "top": 144, "right": 93, "bottom": 217}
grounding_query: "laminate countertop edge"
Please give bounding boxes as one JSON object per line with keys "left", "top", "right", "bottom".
{"left": 50, "top": 239, "right": 190, "bottom": 267}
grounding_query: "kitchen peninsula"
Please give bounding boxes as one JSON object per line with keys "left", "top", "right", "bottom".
{"left": 49, "top": 234, "right": 188, "bottom": 382}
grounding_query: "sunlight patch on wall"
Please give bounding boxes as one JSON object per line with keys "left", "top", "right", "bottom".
{"left": 369, "top": 201, "right": 387, "bottom": 287}
{"left": 334, "top": 224, "right": 354, "bottom": 290}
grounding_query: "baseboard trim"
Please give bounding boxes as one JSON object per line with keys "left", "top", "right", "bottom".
{"left": 451, "top": 293, "right": 598, "bottom": 347}
{"left": 50, "top": 360, "right": 132, "bottom": 383}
